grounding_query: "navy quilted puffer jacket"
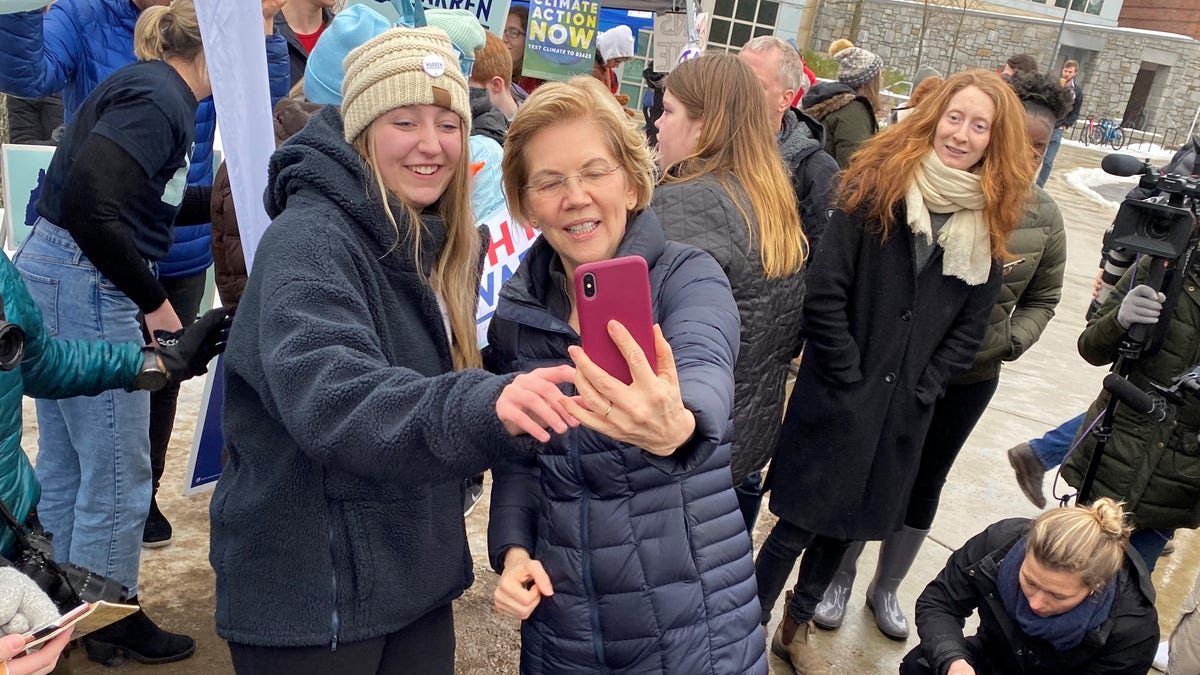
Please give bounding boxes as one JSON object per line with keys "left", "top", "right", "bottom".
{"left": 485, "top": 211, "right": 768, "bottom": 674}
{"left": 0, "top": 0, "right": 290, "bottom": 278}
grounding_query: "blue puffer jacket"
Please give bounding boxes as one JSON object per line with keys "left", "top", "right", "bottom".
{"left": 0, "top": 0, "right": 290, "bottom": 278}
{"left": 0, "top": 254, "right": 141, "bottom": 559}
{"left": 485, "top": 211, "right": 767, "bottom": 674}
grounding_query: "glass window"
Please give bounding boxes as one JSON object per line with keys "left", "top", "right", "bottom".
{"left": 710, "top": 17, "right": 731, "bottom": 45}
{"left": 734, "top": 0, "right": 757, "bottom": 23}
{"left": 757, "top": 0, "right": 778, "bottom": 26}
{"left": 730, "top": 21, "right": 752, "bottom": 47}
{"left": 754, "top": 24, "right": 773, "bottom": 37}
{"left": 715, "top": 0, "right": 735, "bottom": 19}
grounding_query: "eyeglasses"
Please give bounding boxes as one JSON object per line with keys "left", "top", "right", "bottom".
{"left": 504, "top": 27, "right": 525, "bottom": 40}
{"left": 524, "top": 166, "right": 623, "bottom": 199}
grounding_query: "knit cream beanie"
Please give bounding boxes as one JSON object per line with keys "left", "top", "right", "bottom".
{"left": 341, "top": 26, "right": 472, "bottom": 143}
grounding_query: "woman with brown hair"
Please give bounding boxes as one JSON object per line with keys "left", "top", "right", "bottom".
{"left": 753, "top": 69, "right": 1033, "bottom": 675}
{"left": 650, "top": 53, "right": 808, "bottom": 536}
{"left": 902, "top": 499, "right": 1157, "bottom": 674}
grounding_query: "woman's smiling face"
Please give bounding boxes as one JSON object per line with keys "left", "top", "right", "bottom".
{"left": 369, "top": 105, "right": 463, "bottom": 208}
{"left": 520, "top": 119, "right": 635, "bottom": 278}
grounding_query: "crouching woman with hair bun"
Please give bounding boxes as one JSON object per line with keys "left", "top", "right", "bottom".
{"left": 902, "top": 498, "right": 1158, "bottom": 675}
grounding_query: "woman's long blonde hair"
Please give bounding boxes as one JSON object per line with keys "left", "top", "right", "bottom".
{"left": 660, "top": 54, "right": 806, "bottom": 278}
{"left": 838, "top": 69, "right": 1034, "bottom": 258}
{"left": 353, "top": 123, "right": 481, "bottom": 370}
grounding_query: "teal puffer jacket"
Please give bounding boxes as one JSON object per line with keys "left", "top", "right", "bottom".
{"left": 0, "top": 253, "right": 141, "bottom": 558}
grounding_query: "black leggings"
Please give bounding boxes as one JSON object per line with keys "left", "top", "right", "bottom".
{"left": 228, "top": 604, "right": 455, "bottom": 675}
{"left": 144, "top": 272, "right": 207, "bottom": 493}
{"left": 754, "top": 518, "right": 854, "bottom": 625}
{"left": 905, "top": 376, "right": 999, "bottom": 530}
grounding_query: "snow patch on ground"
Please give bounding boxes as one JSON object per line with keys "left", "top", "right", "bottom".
{"left": 1064, "top": 168, "right": 1122, "bottom": 207}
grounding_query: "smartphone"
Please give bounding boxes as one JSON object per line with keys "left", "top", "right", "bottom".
{"left": 574, "top": 256, "right": 656, "bottom": 386}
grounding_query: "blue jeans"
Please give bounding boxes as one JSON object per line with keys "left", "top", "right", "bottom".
{"left": 14, "top": 218, "right": 152, "bottom": 594}
{"left": 1029, "top": 412, "right": 1085, "bottom": 470}
{"left": 1130, "top": 528, "right": 1174, "bottom": 572}
{"left": 1037, "top": 126, "right": 1065, "bottom": 187}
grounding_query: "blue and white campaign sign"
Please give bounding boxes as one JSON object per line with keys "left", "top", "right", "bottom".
{"left": 348, "top": 0, "right": 513, "bottom": 35}
{"left": 185, "top": 0, "right": 275, "bottom": 493}
{"left": 477, "top": 208, "right": 538, "bottom": 347}
{"left": 0, "top": 144, "right": 54, "bottom": 250}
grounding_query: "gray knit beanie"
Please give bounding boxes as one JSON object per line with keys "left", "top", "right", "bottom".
{"left": 834, "top": 45, "right": 883, "bottom": 89}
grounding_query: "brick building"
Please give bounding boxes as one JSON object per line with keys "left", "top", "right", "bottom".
{"left": 1119, "top": 0, "right": 1200, "bottom": 41}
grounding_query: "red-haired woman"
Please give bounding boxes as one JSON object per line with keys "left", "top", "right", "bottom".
{"left": 753, "top": 69, "right": 1035, "bottom": 675}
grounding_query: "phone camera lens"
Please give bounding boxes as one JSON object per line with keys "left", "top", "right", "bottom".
{"left": 583, "top": 273, "right": 596, "bottom": 298}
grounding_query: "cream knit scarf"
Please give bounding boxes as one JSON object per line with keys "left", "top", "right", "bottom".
{"left": 904, "top": 152, "right": 992, "bottom": 285}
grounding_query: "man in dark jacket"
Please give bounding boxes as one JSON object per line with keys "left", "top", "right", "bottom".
{"left": 739, "top": 36, "right": 838, "bottom": 253}
{"left": 1037, "top": 59, "right": 1083, "bottom": 187}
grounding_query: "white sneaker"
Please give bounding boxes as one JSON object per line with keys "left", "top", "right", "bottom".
{"left": 1153, "top": 639, "right": 1170, "bottom": 672}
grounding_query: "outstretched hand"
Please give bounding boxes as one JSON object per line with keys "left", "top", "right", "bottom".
{"left": 496, "top": 365, "right": 579, "bottom": 442}
{"left": 563, "top": 322, "right": 695, "bottom": 457}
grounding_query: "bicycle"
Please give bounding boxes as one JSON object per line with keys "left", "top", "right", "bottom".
{"left": 1089, "top": 117, "right": 1124, "bottom": 150}
{"left": 1078, "top": 116, "right": 1096, "bottom": 145}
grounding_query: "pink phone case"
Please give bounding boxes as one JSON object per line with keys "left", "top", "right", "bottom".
{"left": 574, "top": 256, "right": 656, "bottom": 386}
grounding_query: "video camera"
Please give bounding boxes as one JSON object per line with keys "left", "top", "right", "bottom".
{"left": 1102, "top": 153, "right": 1200, "bottom": 260}
{"left": 1100, "top": 154, "right": 1200, "bottom": 356}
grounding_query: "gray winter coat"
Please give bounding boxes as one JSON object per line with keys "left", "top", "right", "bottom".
{"left": 652, "top": 175, "right": 805, "bottom": 484}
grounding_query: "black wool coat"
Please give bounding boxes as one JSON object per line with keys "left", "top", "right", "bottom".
{"left": 766, "top": 205, "right": 1000, "bottom": 541}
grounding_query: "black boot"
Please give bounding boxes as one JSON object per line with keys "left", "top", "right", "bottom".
{"left": 866, "top": 527, "right": 928, "bottom": 641}
{"left": 812, "top": 541, "right": 864, "bottom": 630}
{"left": 142, "top": 494, "right": 173, "bottom": 548}
{"left": 83, "top": 596, "right": 195, "bottom": 666}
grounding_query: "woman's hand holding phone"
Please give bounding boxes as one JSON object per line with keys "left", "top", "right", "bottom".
{"left": 495, "top": 365, "right": 580, "bottom": 443}
{"left": 494, "top": 548, "right": 554, "bottom": 620}
{"left": 564, "top": 322, "right": 696, "bottom": 457}
{"left": 2, "top": 627, "right": 73, "bottom": 675}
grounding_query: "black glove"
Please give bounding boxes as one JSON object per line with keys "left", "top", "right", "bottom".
{"left": 153, "top": 307, "right": 233, "bottom": 382}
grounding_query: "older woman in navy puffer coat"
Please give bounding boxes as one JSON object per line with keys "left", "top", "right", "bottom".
{"left": 486, "top": 76, "right": 767, "bottom": 674}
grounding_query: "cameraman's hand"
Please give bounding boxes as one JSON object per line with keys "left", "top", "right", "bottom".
{"left": 154, "top": 307, "right": 233, "bottom": 383}
{"left": 1, "top": 627, "right": 73, "bottom": 675}
{"left": 0, "top": 568, "right": 59, "bottom": 635}
{"left": 1117, "top": 284, "right": 1165, "bottom": 329}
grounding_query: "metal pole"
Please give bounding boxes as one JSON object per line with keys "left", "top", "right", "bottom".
{"left": 1047, "top": 2, "right": 1071, "bottom": 77}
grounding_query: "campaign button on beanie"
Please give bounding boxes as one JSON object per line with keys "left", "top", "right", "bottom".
{"left": 341, "top": 26, "right": 472, "bottom": 143}
{"left": 425, "top": 8, "right": 486, "bottom": 77}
